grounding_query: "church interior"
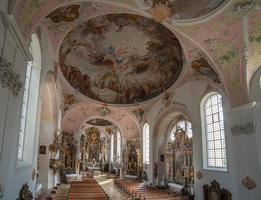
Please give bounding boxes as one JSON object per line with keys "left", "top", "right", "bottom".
{"left": 0, "top": 0, "right": 261, "bottom": 199}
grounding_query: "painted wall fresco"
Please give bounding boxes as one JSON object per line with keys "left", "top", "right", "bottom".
{"left": 191, "top": 57, "right": 221, "bottom": 84}
{"left": 59, "top": 13, "right": 184, "bottom": 104}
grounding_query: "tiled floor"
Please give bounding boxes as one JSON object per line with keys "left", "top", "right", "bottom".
{"left": 97, "top": 178, "right": 130, "bottom": 200}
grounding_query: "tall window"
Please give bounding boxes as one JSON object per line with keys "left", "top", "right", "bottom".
{"left": 170, "top": 120, "right": 192, "bottom": 141}
{"left": 110, "top": 133, "right": 114, "bottom": 162}
{"left": 117, "top": 131, "right": 121, "bottom": 163}
{"left": 17, "top": 62, "right": 32, "bottom": 160}
{"left": 143, "top": 123, "right": 150, "bottom": 164}
{"left": 201, "top": 92, "right": 227, "bottom": 170}
{"left": 17, "top": 34, "right": 41, "bottom": 163}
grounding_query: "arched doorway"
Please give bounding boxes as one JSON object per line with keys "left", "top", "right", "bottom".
{"left": 165, "top": 115, "right": 194, "bottom": 193}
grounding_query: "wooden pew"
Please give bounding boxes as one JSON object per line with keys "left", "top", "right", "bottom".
{"left": 68, "top": 178, "right": 109, "bottom": 200}
{"left": 115, "top": 179, "right": 184, "bottom": 200}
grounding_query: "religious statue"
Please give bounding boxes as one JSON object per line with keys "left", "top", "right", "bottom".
{"left": 17, "top": 183, "right": 33, "bottom": 200}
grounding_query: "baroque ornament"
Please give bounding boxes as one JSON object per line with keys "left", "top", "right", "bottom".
{"left": 196, "top": 171, "right": 203, "bottom": 180}
{"left": 150, "top": 3, "right": 172, "bottom": 22}
{"left": 242, "top": 176, "right": 256, "bottom": 190}
{"left": 16, "top": 183, "right": 33, "bottom": 200}
{"left": 97, "top": 105, "right": 111, "bottom": 117}
{"left": 0, "top": 56, "right": 23, "bottom": 96}
{"left": 132, "top": 108, "right": 145, "bottom": 123}
{"left": 230, "top": 122, "right": 256, "bottom": 136}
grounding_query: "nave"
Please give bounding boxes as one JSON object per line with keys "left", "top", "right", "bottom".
{"left": 0, "top": 0, "right": 261, "bottom": 200}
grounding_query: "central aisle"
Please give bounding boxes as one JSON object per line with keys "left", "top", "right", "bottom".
{"left": 97, "top": 178, "right": 130, "bottom": 200}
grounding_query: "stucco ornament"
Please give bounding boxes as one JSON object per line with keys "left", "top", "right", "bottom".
{"left": 150, "top": 3, "right": 172, "bottom": 22}
{"left": 230, "top": 122, "right": 256, "bottom": 136}
{"left": 162, "top": 90, "right": 174, "bottom": 107}
{"left": 132, "top": 108, "right": 145, "bottom": 123}
{"left": 97, "top": 106, "right": 111, "bottom": 117}
{"left": 234, "top": 1, "right": 255, "bottom": 12}
{"left": 17, "top": 183, "right": 33, "bottom": 200}
{"left": 0, "top": 56, "right": 23, "bottom": 96}
{"left": 242, "top": 176, "right": 256, "bottom": 190}
{"left": 196, "top": 171, "right": 203, "bottom": 180}
{"left": 135, "top": 0, "right": 153, "bottom": 10}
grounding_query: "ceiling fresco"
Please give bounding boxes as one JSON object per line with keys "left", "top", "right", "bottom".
{"left": 11, "top": 0, "right": 261, "bottom": 111}
{"left": 59, "top": 13, "right": 184, "bottom": 104}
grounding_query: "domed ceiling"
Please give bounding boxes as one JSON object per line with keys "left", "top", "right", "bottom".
{"left": 59, "top": 13, "right": 184, "bottom": 105}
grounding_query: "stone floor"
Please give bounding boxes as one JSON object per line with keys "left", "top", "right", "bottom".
{"left": 97, "top": 178, "right": 130, "bottom": 200}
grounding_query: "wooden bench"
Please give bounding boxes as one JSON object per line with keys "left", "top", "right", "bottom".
{"left": 115, "top": 179, "right": 185, "bottom": 200}
{"left": 68, "top": 178, "right": 109, "bottom": 200}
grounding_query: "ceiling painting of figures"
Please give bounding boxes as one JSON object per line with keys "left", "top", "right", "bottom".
{"left": 59, "top": 13, "right": 184, "bottom": 105}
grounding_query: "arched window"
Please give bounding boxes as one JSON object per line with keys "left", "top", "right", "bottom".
{"left": 17, "top": 34, "right": 41, "bottom": 163}
{"left": 143, "top": 123, "right": 150, "bottom": 164}
{"left": 110, "top": 133, "right": 114, "bottom": 162}
{"left": 170, "top": 120, "right": 192, "bottom": 141}
{"left": 201, "top": 92, "right": 227, "bottom": 170}
{"left": 117, "top": 131, "right": 121, "bottom": 162}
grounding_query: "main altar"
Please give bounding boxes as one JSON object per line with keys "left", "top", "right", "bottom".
{"left": 78, "top": 127, "right": 110, "bottom": 172}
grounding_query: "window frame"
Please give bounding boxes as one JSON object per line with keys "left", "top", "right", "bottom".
{"left": 17, "top": 61, "right": 33, "bottom": 161}
{"left": 16, "top": 33, "right": 42, "bottom": 166}
{"left": 201, "top": 92, "right": 228, "bottom": 171}
{"left": 143, "top": 123, "right": 150, "bottom": 165}
{"left": 110, "top": 133, "right": 114, "bottom": 162}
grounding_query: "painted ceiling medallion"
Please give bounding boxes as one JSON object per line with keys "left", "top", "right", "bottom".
{"left": 151, "top": 3, "right": 172, "bottom": 22}
{"left": 135, "top": 0, "right": 226, "bottom": 20}
{"left": 242, "top": 176, "right": 256, "bottom": 190}
{"left": 59, "top": 13, "right": 183, "bottom": 104}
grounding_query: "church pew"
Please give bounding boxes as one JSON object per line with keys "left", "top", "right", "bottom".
{"left": 68, "top": 178, "right": 109, "bottom": 200}
{"left": 115, "top": 179, "right": 183, "bottom": 200}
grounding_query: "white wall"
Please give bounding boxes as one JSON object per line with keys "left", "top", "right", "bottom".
{"left": 0, "top": 6, "right": 39, "bottom": 199}
{"left": 145, "top": 79, "right": 261, "bottom": 200}
{"left": 37, "top": 25, "right": 59, "bottom": 190}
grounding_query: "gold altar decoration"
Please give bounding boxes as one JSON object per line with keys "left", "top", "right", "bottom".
{"left": 49, "top": 130, "right": 77, "bottom": 177}
{"left": 166, "top": 127, "right": 194, "bottom": 185}
{"left": 242, "top": 176, "right": 256, "bottom": 190}
{"left": 123, "top": 139, "right": 142, "bottom": 177}
{"left": 79, "top": 127, "right": 110, "bottom": 172}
